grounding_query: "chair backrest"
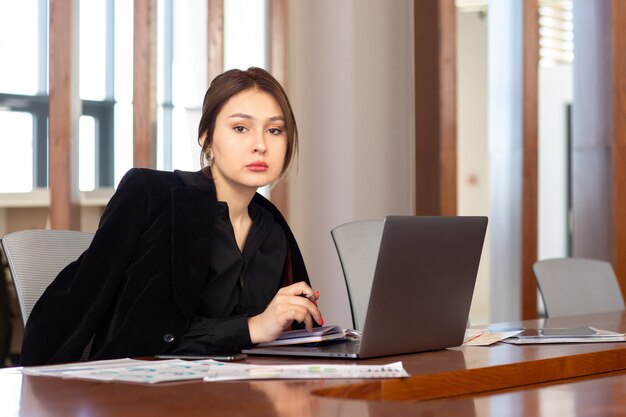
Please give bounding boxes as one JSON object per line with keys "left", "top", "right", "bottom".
{"left": 331, "top": 220, "right": 383, "bottom": 331}
{"left": 0, "top": 252, "right": 11, "bottom": 366}
{"left": 533, "top": 257, "right": 625, "bottom": 318}
{"left": 0, "top": 229, "right": 94, "bottom": 327}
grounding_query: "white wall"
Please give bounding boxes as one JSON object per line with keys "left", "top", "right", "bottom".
{"left": 0, "top": 209, "right": 6, "bottom": 234}
{"left": 538, "top": 65, "right": 572, "bottom": 260}
{"left": 457, "top": 10, "right": 490, "bottom": 325}
{"left": 488, "top": 0, "right": 523, "bottom": 322}
{"left": 287, "top": 0, "right": 415, "bottom": 328}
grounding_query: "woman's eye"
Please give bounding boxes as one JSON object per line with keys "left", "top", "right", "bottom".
{"left": 268, "top": 128, "right": 283, "bottom": 135}
{"left": 233, "top": 125, "right": 248, "bottom": 133}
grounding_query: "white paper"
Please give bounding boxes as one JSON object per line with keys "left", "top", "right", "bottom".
{"left": 202, "top": 360, "right": 410, "bottom": 382}
{"left": 21, "top": 358, "right": 145, "bottom": 376}
{"left": 21, "top": 358, "right": 409, "bottom": 384}
{"left": 64, "top": 360, "right": 212, "bottom": 383}
{"left": 462, "top": 329, "right": 524, "bottom": 346}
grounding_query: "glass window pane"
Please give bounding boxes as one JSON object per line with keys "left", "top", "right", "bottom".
{"left": 172, "top": 0, "right": 207, "bottom": 107}
{"left": 172, "top": 107, "right": 201, "bottom": 171}
{"left": 224, "top": 0, "right": 267, "bottom": 71}
{"left": 169, "top": 0, "right": 206, "bottom": 172}
{"left": 114, "top": 0, "right": 134, "bottom": 103}
{"left": 114, "top": 102, "right": 133, "bottom": 186}
{"left": 0, "top": 1, "right": 40, "bottom": 95}
{"left": 157, "top": 0, "right": 166, "bottom": 105}
{"left": 79, "top": 0, "right": 107, "bottom": 100}
{"left": 113, "top": 0, "right": 134, "bottom": 186}
{"left": 156, "top": 106, "right": 165, "bottom": 170}
{"left": 0, "top": 111, "right": 33, "bottom": 192}
{"left": 79, "top": 116, "right": 96, "bottom": 191}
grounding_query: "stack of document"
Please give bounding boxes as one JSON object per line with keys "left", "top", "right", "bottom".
{"left": 21, "top": 358, "right": 409, "bottom": 384}
{"left": 202, "top": 360, "right": 409, "bottom": 382}
{"left": 501, "top": 326, "right": 626, "bottom": 345}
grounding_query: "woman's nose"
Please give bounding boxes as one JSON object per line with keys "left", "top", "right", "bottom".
{"left": 253, "top": 132, "right": 267, "bottom": 153}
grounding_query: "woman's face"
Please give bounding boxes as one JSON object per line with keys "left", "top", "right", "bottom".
{"left": 210, "top": 88, "right": 287, "bottom": 194}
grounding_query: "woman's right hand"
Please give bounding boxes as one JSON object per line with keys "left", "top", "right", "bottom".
{"left": 247, "top": 282, "right": 323, "bottom": 344}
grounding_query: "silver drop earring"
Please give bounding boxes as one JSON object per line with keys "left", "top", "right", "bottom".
{"left": 207, "top": 149, "right": 214, "bottom": 167}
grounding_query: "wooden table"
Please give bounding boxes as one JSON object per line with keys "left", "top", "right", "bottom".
{"left": 4, "top": 312, "right": 626, "bottom": 416}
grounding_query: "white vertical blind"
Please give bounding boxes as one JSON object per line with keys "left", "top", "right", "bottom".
{"left": 539, "top": 0, "right": 574, "bottom": 66}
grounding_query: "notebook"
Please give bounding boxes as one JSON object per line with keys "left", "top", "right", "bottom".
{"left": 243, "top": 216, "right": 488, "bottom": 359}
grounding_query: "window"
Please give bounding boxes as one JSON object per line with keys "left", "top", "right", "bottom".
{"left": 539, "top": 0, "right": 574, "bottom": 67}
{"left": 0, "top": 111, "right": 34, "bottom": 192}
{"left": 156, "top": 0, "right": 210, "bottom": 172}
{"left": 156, "top": 0, "right": 269, "bottom": 173}
{"left": 0, "top": 0, "right": 46, "bottom": 192}
{"left": 0, "top": 0, "right": 131, "bottom": 192}
{"left": 0, "top": 0, "right": 269, "bottom": 193}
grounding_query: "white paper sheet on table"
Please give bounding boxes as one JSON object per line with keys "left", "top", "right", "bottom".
{"left": 462, "top": 329, "right": 524, "bottom": 346}
{"left": 22, "top": 359, "right": 209, "bottom": 384}
{"left": 201, "top": 360, "right": 410, "bottom": 382}
{"left": 21, "top": 358, "right": 409, "bottom": 384}
{"left": 21, "top": 358, "right": 146, "bottom": 377}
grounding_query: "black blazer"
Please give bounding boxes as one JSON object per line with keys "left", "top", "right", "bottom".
{"left": 21, "top": 169, "right": 310, "bottom": 365}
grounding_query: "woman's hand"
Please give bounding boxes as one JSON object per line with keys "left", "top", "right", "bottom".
{"left": 247, "top": 282, "right": 324, "bottom": 344}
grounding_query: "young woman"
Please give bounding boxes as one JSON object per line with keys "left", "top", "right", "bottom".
{"left": 21, "top": 68, "right": 322, "bottom": 365}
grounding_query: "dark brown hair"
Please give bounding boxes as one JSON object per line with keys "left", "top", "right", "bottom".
{"left": 198, "top": 67, "right": 298, "bottom": 178}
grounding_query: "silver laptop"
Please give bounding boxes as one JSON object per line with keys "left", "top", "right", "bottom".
{"left": 243, "top": 216, "right": 488, "bottom": 359}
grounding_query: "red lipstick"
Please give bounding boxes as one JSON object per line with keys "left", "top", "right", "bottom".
{"left": 247, "top": 161, "right": 269, "bottom": 172}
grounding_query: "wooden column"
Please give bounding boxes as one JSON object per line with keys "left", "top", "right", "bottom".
{"left": 414, "top": 0, "right": 457, "bottom": 216}
{"left": 613, "top": 0, "right": 626, "bottom": 299}
{"left": 133, "top": 0, "right": 157, "bottom": 168}
{"left": 268, "top": 0, "right": 289, "bottom": 218}
{"left": 208, "top": 0, "right": 224, "bottom": 84}
{"left": 49, "top": 0, "right": 81, "bottom": 230}
{"left": 521, "top": 0, "right": 539, "bottom": 319}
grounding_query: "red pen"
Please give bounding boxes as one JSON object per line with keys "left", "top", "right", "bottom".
{"left": 304, "top": 290, "right": 320, "bottom": 305}
{"left": 303, "top": 291, "right": 323, "bottom": 325}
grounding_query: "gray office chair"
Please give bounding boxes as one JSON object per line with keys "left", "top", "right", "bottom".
{"left": 1, "top": 229, "right": 95, "bottom": 361}
{"left": 331, "top": 220, "right": 383, "bottom": 331}
{"left": 533, "top": 257, "right": 625, "bottom": 318}
{"left": 1, "top": 229, "right": 94, "bottom": 327}
{"left": 0, "top": 251, "right": 11, "bottom": 366}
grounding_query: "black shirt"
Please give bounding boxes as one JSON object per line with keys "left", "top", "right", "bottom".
{"left": 171, "top": 200, "right": 287, "bottom": 354}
